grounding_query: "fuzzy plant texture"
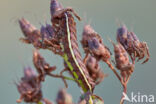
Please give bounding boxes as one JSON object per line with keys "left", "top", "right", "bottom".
{"left": 16, "top": 0, "right": 150, "bottom": 104}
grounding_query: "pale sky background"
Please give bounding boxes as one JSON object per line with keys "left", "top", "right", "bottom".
{"left": 0, "top": 0, "right": 156, "bottom": 104}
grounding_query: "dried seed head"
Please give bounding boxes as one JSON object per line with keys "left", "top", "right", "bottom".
{"left": 16, "top": 67, "right": 42, "bottom": 103}
{"left": 83, "top": 25, "right": 96, "bottom": 36}
{"left": 85, "top": 55, "right": 107, "bottom": 85}
{"left": 56, "top": 89, "right": 73, "bottom": 104}
{"left": 81, "top": 24, "right": 111, "bottom": 62}
{"left": 19, "top": 18, "right": 42, "bottom": 48}
{"left": 116, "top": 24, "right": 150, "bottom": 64}
{"left": 50, "top": 0, "right": 63, "bottom": 17}
{"left": 41, "top": 24, "right": 55, "bottom": 41}
{"left": 111, "top": 40, "right": 134, "bottom": 72}
{"left": 33, "top": 50, "right": 56, "bottom": 81}
{"left": 19, "top": 18, "right": 37, "bottom": 37}
{"left": 116, "top": 24, "right": 128, "bottom": 44}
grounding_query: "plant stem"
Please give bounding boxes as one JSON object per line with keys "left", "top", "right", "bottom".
{"left": 120, "top": 83, "right": 127, "bottom": 104}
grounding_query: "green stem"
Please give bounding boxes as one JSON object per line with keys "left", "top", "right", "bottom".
{"left": 37, "top": 101, "right": 43, "bottom": 104}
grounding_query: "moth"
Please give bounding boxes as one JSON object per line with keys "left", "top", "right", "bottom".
{"left": 50, "top": 0, "right": 95, "bottom": 93}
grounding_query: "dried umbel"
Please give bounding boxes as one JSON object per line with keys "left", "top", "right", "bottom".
{"left": 56, "top": 89, "right": 73, "bottom": 104}
{"left": 117, "top": 25, "right": 150, "bottom": 64}
{"left": 84, "top": 55, "right": 107, "bottom": 85}
{"left": 81, "top": 24, "right": 111, "bottom": 62}
{"left": 16, "top": 67, "right": 42, "bottom": 103}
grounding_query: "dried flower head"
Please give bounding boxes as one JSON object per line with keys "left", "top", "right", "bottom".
{"left": 81, "top": 24, "right": 111, "bottom": 62}
{"left": 16, "top": 67, "right": 42, "bottom": 103}
{"left": 117, "top": 25, "right": 150, "bottom": 64}
{"left": 110, "top": 40, "right": 134, "bottom": 75}
{"left": 33, "top": 50, "right": 56, "bottom": 81}
{"left": 56, "top": 89, "right": 73, "bottom": 104}
{"left": 19, "top": 18, "right": 63, "bottom": 55}
{"left": 41, "top": 23, "right": 55, "bottom": 42}
{"left": 84, "top": 55, "right": 107, "bottom": 85}
{"left": 19, "top": 18, "right": 42, "bottom": 48}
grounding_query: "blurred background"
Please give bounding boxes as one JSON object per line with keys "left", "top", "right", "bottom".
{"left": 0, "top": 0, "right": 156, "bottom": 103}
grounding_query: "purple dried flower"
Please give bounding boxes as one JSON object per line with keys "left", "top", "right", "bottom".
{"left": 16, "top": 67, "right": 42, "bottom": 103}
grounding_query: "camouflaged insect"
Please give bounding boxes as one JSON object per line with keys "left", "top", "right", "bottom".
{"left": 50, "top": 0, "right": 95, "bottom": 93}
{"left": 117, "top": 25, "right": 150, "bottom": 64}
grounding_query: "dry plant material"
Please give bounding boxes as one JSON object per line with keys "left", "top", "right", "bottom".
{"left": 81, "top": 25, "right": 111, "bottom": 62}
{"left": 16, "top": 0, "right": 150, "bottom": 104}
{"left": 56, "top": 89, "right": 73, "bottom": 104}
{"left": 84, "top": 55, "right": 107, "bottom": 85}
{"left": 19, "top": 18, "right": 63, "bottom": 55}
{"left": 81, "top": 24, "right": 121, "bottom": 83}
{"left": 33, "top": 50, "right": 56, "bottom": 80}
{"left": 19, "top": 18, "right": 42, "bottom": 48}
{"left": 16, "top": 67, "right": 43, "bottom": 103}
{"left": 33, "top": 50, "right": 69, "bottom": 87}
{"left": 117, "top": 25, "right": 150, "bottom": 64}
